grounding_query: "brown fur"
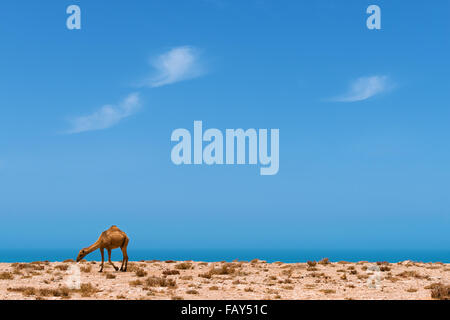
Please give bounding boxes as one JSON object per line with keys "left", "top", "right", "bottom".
{"left": 76, "top": 226, "right": 129, "bottom": 272}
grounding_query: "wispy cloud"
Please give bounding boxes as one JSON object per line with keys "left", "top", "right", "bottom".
{"left": 144, "top": 46, "right": 205, "bottom": 88}
{"left": 331, "top": 75, "right": 392, "bottom": 102}
{"left": 66, "top": 93, "right": 141, "bottom": 134}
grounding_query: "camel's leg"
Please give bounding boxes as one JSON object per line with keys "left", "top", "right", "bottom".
{"left": 120, "top": 246, "right": 128, "bottom": 272}
{"left": 124, "top": 247, "right": 128, "bottom": 272}
{"left": 119, "top": 237, "right": 129, "bottom": 272}
{"left": 119, "top": 249, "right": 125, "bottom": 272}
{"left": 99, "top": 248, "right": 105, "bottom": 272}
{"left": 107, "top": 249, "right": 118, "bottom": 271}
{"left": 124, "top": 238, "right": 129, "bottom": 272}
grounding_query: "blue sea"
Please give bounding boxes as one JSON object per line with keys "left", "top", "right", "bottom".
{"left": 0, "top": 249, "right": 449, "bottom": 263}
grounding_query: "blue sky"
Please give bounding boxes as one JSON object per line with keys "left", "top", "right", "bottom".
{"left": 0, "top": 0, "right": 449, "bottom": 252}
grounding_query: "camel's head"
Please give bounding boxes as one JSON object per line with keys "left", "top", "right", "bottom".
{"left": 76, "top": 249, "right": 88, "bottom": 262}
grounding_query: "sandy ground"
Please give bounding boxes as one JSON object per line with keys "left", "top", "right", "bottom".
{"left": 0, "top": 259, "right": 448, "bottom": 300}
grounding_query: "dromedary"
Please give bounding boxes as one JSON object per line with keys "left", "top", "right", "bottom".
{"left": 76, "top": 225, "right": 129, "bottom": 272}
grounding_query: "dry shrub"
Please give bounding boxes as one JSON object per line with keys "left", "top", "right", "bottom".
{"left": 376, "top": 262, "right": 390, "bottom": 271}
{"left": 199, "top": 263, "right": 236, "bottom": 278}
{"left": 309, "top": 272, "right": 328, "bottom": 278}
{"left": 406, "top": 288, "right": 418, "bottom": 293}
{"left": 0, "top": 272, "right": 14, "bottom": 280}
{"left": 135, "top": 268, "right": 148, "bottom": 277}
{"left": 126, "top": 262, "right": 140, "bottom": 272}
{"left": 80, "top": 265, "right": 92, "bottom": 273}
{"left": 425, "top": 265, "right": 441, "bottom": 270}
{"left": 172, "top": 296, "right": 184, "bottom": 300}
{"left": 180, "top": 275, "right": 193, "bottom": 280}
{"left": 306, "top": 261, "right": 317, "bottom": 267}
{"left": 41, "top": 287, "right": 71, "bottom": 298}
{"left": 196, "top": 272, "right": 214, "bottom": 280}
{"left": 281, "top": 268, "right": 293, "bottom": 277}
{"left": 163, "top": 269, "right": 180, "bottom": 275}
{"left": 79, "top": 283, "right": 100, "bottom": 297}
{"left": 129, "top": 279, "right": 143, "bottom": 286}
{"left": 12, "top": 269, "right": 23, "bottom": 275}
{"left": 244, "top": 287, "right": 254, "bottom": 292}
{"left": 319, "top": 258, "right": 330, "bottom": 265}
{"left": 165, "top": 260, "right": 176, "bottom": 263}
{"left": 282, "top": 285, "right": 294, "bottom": 290}
{"left": 428, "top": 283, "right": 450, "bottom": 300}
{"left": 7, "top": 287, "right": 36, "bottom": 296}
{"left": 279, "top": 278, "right": 292, "bottom": 284}
{"left": 209, "top": 286, "right": 219, "bottom": 290}
{"left": 12, "top": 263, "right": 44, "bottom": 271}
{"left": 55, "top": 264, "right": 69, "bottom": 271}
{"left": 8, "top": 286, "right": 71, "bottom": 298}
{"left": 106, "top": 273, "right": 116, "bottom": 279}
{"left": 145, "top": 276, "right": 176, "bottom": 287}
{"left": 63, "top": 259, "right": 75, "bottom": 263}
{"left": 397, "top": 271, "right": 429, "bottom": 280}
{"left": 175, "top": 262, "right": 192, "bottom": 270}
{"left": 320, "top": 289, "right": 336, "bottom": 294}
{"left": 389, "top": 277, "right": 400, "bottom": 283}
{"left": 186, "top": 289, "right": 199, "bottom": 294}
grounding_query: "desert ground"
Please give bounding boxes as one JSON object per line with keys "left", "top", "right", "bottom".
{"left": 0, "top": 259, "right": 449, "bottom": 300}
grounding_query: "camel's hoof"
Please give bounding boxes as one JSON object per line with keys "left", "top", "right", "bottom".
{"left": 98, "top": 270, "right": 103, "bottom": 273}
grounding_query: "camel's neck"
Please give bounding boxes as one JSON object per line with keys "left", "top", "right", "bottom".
{"left": 85, "top": 240, "right": 101, "bottom": 254}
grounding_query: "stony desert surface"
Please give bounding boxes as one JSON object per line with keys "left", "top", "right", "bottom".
{"left": 0, "top": 259, "right": 449, "bottom": 300}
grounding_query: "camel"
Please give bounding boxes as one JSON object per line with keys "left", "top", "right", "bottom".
{"left": 76, "top": 225, "right": 129, "bottom": 272}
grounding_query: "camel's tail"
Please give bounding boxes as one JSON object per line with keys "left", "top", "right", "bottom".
{"left": 121, "top": 235, "right": 129, "bottom": 248}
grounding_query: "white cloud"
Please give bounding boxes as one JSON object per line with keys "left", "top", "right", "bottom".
{"left": 145, "top": 46, "right": 205, "bottom": 88}
{"left": 331, "top": 75, "right": 392, "bottom": 102}
{"left": 67, "top": 93, "right": 141, "bottom": 134}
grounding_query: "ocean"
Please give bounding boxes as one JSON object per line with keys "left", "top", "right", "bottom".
{"left": 0, "top": 249, "right": 449, "bottom": 263}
